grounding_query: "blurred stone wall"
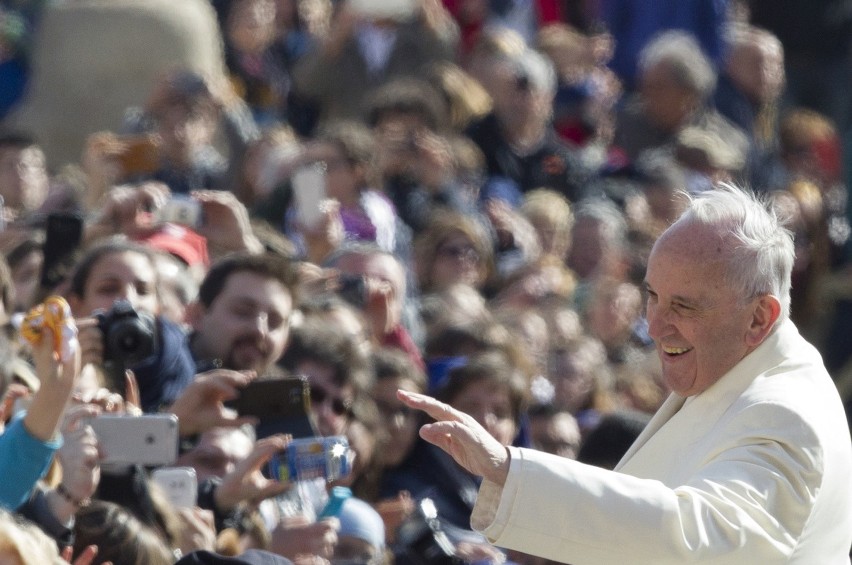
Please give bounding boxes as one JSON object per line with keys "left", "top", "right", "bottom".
{"left": 6, "top": 0, "right": 225, "bottom": 170}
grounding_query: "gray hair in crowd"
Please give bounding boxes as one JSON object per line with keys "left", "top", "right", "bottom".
{"left": 674, "top": 183, "right": 794, "bottom": 321}
{"left": 574, "top": 197, "right": 628, "bottom": 249}
{"left": 638, "top": 30, "right": 717, "bottom": 100}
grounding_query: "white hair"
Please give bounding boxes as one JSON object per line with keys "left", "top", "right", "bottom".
{"left": 673, "top": 183, "right": 795, "bottom": 320}
{"left": 639, "top": 30, "right": 717, "bottom": 100}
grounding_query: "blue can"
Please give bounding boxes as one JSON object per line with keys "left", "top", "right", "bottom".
{"left": 268, "top": 436, "right": 352, "bottom": 483}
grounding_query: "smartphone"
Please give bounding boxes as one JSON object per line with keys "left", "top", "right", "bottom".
{"left": 291, "top": 163, "right": 327, "bottom": 229}
{"left": 116, "top": 135, "right": 160, "bottom": 177}
{"left": 224, "top": 376, "right": 318, "bottom": 439}
{"left": 87, "top": 414, "right": 179, "bottom": 466}
{"left": 40, "top": 213, "right": 84, "bottom": 289}
{"left": 156, "top": 196, "right": 203, "bottom": 228}
{"left": 151, "top": 467, "right": 198, "bottom": 509}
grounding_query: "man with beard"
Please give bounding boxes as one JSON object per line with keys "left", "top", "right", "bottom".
{"left": 188, "top": 252, "right": 296, "bottom": 375}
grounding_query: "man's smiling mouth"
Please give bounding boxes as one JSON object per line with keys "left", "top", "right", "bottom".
{"left": 663, "top": 346, "right": 693, "bottom": 355}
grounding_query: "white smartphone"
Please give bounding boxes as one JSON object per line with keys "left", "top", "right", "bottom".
{"left": 88, "top": 414, "right": 179, "bottom": 466}
{"left": 291, "top": 163, "right": 327, "bottom": 229}
{"left": 151, "top": 466, "right": 198, "bottom": 509}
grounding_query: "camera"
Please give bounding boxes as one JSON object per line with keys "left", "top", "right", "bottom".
{"left": 96, "top": 299, "right": 157, "bottom": 369}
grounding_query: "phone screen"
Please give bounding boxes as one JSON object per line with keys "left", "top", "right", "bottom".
{"left": 40, "top": 213, "right": 84, "bottom": 289}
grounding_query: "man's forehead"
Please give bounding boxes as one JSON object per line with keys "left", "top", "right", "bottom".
{"left": 653, "top": 220, "right": 729, "bottom": 258}
{"left": 218, "top": 271, "right": 292, "bottom": 305}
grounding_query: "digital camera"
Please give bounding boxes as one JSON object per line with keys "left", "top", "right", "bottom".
{"left": 96, "top": 299, "right": 157, "bottom": 368}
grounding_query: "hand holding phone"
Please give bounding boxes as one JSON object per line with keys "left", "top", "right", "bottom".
{"left": 224, "top": 376, "right": 318, "bottom": 439}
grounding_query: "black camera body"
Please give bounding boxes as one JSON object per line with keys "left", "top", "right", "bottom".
{"left": 96, "top": 299, "right": 157, "bottom": 372}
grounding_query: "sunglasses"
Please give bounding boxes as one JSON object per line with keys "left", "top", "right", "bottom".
{"left": 310, "top": 385, "right": 352, "bottom": 417}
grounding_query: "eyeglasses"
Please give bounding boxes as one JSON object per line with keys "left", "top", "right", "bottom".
{"left": 309, "top": 385, "right": 352, "bottom": 416}
{"left": 437, "top": 244, "right": 481, "bottom": 263}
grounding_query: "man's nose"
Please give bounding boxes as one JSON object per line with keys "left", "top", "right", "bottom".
{"left": 247, "top": 313, "right": 269, "bottom": 336}
{"left": 645, "top": 304, "right": 668, "bottom": 341}
{"left": 115, "top": 285, "right": 136, "bottom": 305}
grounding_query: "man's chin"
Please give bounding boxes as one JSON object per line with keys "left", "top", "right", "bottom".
{"left": 227, "top": 353, "right": 269, "bottom": 375}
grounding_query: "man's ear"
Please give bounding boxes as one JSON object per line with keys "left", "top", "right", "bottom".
{"left": 184, "top": 300, "right": 205, "bottom": 331}
{"left": 746, "top": 294, "right": 782, "bottom": 348}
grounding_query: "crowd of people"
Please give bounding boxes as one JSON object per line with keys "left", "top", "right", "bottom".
{"left": 0, "top": 0, "right": 850, "bottom": 563}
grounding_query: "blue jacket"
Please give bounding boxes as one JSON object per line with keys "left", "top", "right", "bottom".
{"left": 0, "top": 413, "right": 62, "bottom": 510}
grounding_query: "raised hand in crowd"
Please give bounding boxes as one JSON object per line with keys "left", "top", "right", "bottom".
{"left": 297, "top": 199, "right": 344, "bottom": 266}
{"left": 83, "top": 180, "right": 170, "bottom": 243}
{"left": 48, "top": 404, "right": 103, "bottom": 523}
{"left": 213, "top": 434, "right": 292, "bottom": 513}
{"left": 167, "top": 369, "right": 258, "bottom": 438}
{"left": 25, "top": 314, "right": 81, "bottom": 444}
{"left": 269, "top": 514, "right": 339, "bottom": 562}
{"left": 174, "top": 507, "right": 218, "bottom": 556}
{"left": 191, "top": 189, "right": 264, "bottom": 257}
{"left": 60, "top": 544, "right": 106, "bottom": 565}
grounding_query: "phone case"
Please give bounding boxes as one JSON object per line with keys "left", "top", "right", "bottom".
{"left": 151, "top": 467, "right": 198, "bottom": 509}
{"left": 88, "top": 414, "right": 178, "bottom": 466}
{"left": 224, "top": 376, "right": 318, "bottom": 439}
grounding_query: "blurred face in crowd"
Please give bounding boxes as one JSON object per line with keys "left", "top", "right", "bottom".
{"left": 227, "top": 0, "right": 277, "bottom": 55}
{"left": 156, "top": 103, "right": 217, "bottom": 168}
{"left": 0, "top": 145, "right": 49, "bottom": 213}
{"left": 529, "top": 411, "right": 581, "bottom": 459}
{"left": 431, "top": 232, "right": 485, "bottom": 291}
{"left": 644, "top": 221, "right": 775, "bottom": 396}
{"left": 373, "top": 374, "right": 421, "bottom": 467}
{"left": 449, "top": 379, "right": 517, "bottom": 446}
{"left": 70, "top": 250, "right": 160, "bottom": 317}
{"left": 176, "top": 427, "right": 254, "bottom": 482}
{"left": 189, "top": 270, "right": 292, "bottom": 374}
{"left": 727, "top": 37, "right": 784, "bottom": 106}
{"left": 567, "top": 216, "right": 607, "bottom": 280}
{"left": 639, "top": 62, "right": 697, "bottom": 132}
{"left": 297, "top": 359, "right": 353, "bottom": 437}
{"left": 334, "top": 252, "right": 405, "bottom": 337}
{"left": 492, "top": 63, "right": 553, "bottom": 135}
{"left": 10, "top": 248, "right": 43, "bottom": 313}
{"left": 549, "top": 348, "right": 597, "bottom": 414}
{"left": 586, "top": 281, "right": 643, "bottom": 347}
